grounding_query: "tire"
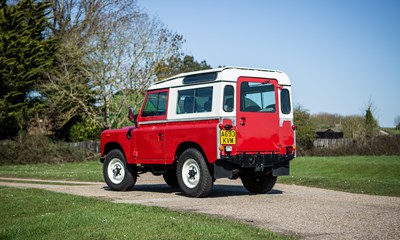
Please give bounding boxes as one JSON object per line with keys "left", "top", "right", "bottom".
{"left": 103, "top": 149, "right": 136, "bottom": 191}
{"left": 163, "top": 169, "right": 179, "bottom": 188}
{"left": 241, "top": 171, "right": 277, "bottom": 194}
{"left": 177, "top": 148, "right": 213, "bottom": 198}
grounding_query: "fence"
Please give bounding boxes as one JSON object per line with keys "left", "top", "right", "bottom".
{"left": 313, "top": 138, "right": 353, "bottom": 148}
{"left": 67, "top": 140, "right": 100, "bottom": 153}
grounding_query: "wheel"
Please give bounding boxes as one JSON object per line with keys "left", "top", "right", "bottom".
{"left": 177, "top": 148, "right": 213, "bottom": 198}
{"left": 241, "top": 171, "right": 277, "bottom": 194}
{"left": 103, "top": 149, "right": 136, "bottom": 191}
{"left": 163, "top": 169, "right": 179, "bottom": 188}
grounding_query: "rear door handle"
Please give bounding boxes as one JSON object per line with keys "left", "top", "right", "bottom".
{"left": 240, "top": 117, "right": 246, "bottom": 126}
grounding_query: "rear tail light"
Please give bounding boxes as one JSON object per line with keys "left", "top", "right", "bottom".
{"left": 286, "top": 146, "right": 296, "bottom": 155}
{"left": 291, "top": 125, "right": 296, "bottom": 131}
{"left": 219, "top": 145, "right": 233, "bottom": 155}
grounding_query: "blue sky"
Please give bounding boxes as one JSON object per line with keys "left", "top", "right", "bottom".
{"left": 138, "top": 0, "right": 400, "bottom": 127}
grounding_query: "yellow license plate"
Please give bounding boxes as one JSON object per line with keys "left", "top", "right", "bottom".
{"left": 220, "top": 130, "right": 236, "bottom": 144}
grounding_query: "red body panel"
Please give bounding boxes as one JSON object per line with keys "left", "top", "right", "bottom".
{"left": 111, "top": 119, "right": 219, "bottom": 165}
{"left": 279, "top": 120, "right": 295, "bottom": 154}
{"left": 163, "top": 119, "right": 219, "bottom": 164}
{"left": 100, "top": 127, "right": 134, "bottom": 157}
{"left": 236, "top": 77, "right": 280, "bottom": 153}
{"left": 101, "top": 120, "right": 219, "bottom": 165}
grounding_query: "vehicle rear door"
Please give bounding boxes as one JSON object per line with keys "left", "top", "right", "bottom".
{"left": 236, "top": 77, "right": 280, "bottom": 153}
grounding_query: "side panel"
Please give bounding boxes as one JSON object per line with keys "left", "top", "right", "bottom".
{"left": 164, "top": 119, "right": 219, "bottom": 165}
{"left": 279, "top": 120, "right": 295, "bottom": 152}
{"left": 130, "top": 119, "right": 218, "bottom": 165}
{"left": 278, "top": 87, "right": 295, "bottom": 154}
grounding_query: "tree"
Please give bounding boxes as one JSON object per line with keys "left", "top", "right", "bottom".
{"left": 294, "top": 105, "right": 316, "bottom": 150}
{"left": 341, "top": 115, "right": 364, "bottom": 139}
{"left": 364, "top": 102, "right": 379, "bottom": 140}
{"left": 154, "top": 55, "right": 212, "bottom": 81}
{"left": 41, "top": 42, "right": 98, "bottom": 139}
{"left": 394, "top": 115, "right": 400, "bottom": 130}
{"left": 0, "top": 0, "right": 56, "bottom": 138}
{"left": 43, "top": 0, "right": 184, "bottom": 140}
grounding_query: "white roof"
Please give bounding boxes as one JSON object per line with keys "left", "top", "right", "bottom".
{"left": 148, "top": 66, "right": 291, "bottom": 90}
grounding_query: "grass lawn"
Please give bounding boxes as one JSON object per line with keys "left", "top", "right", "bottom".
{"left": 0, "top": 187, "right": 290, "bottom": 240}
{"left": 278, "top": 156, "right": 400, "bottom": 197}
{"left": 0, "top": 161, "right": 103, "bottom": 182}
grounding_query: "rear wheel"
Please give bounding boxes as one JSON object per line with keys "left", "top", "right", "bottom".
{"left": 177, "top": 148, "right": 213, "bottom": 198}
{"left": 103, "top": 149, "right": 136, "bottom": 191}
{"left": 163, "top": 169, "right": 179, "bottom": 188}
{"left": 241, "top": 171, "right": 277, "bottom": 194}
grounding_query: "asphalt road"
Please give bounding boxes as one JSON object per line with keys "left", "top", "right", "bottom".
{"left": 1, "top": 175, "right": 399, "bottom": 240}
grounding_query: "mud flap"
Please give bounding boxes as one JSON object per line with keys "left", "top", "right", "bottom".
{"left": 272, "top": 162, "right": 289, "bottom": 176}
{"left": 214, "top": 160, "right": 235, "bottom": 179}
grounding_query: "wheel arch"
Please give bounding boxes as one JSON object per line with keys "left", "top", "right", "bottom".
{"left": 175, "top": 141, "right": 210, "bottom": 167}
{"left": 102, "top": 142, "right": 126, "bottom": 163}
{"left": 102, "top": 142, "right": 137, "bottom": 176}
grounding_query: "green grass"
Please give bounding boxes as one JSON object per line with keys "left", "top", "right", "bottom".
{"left": 382, "top": 127, "right": 400, "bottom": 135}
{"left": 278, "top": 156, "right": 400, "bottom": 197}
{"left": 0, "top": 187, "right": 290, "bottom": 240}
{"left": 0, "top": 161, "right": 103, "bottom": 182}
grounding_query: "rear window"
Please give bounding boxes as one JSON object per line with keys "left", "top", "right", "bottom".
{"left": 240, "top": 82, "right": 276, "bottom": 113}
{"left": 223, "top": 85, "right": 234, "bottom": 112}
{"left": 280, "top": 89, "right": 291, "bottom": 114}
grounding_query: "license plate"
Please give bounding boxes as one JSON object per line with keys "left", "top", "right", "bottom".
{"left": 220, "top": 130, "right": 236, "bottom": 144}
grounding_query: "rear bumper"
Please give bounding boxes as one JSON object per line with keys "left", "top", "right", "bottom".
{"left": 214, "top": 153, "right": 295, "bottom": 178}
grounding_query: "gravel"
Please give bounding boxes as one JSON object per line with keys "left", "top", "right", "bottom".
{"left": 1, "top": 175, "right": 399, "bottom": 240}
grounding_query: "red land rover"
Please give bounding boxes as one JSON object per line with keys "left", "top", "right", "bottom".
{"left": 100, "top": 67, "right": 296, "bottom": 197}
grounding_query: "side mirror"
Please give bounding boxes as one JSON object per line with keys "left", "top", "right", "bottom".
{"left": 128, "top": 107, "right": 138, "bottom": 127}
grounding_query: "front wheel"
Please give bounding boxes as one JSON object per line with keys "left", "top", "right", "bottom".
{"left": 241, "top": 171, "right": 277, "bottom": 194}
{"left": 103, "top": 149, "right": 136, "bottom": 191}
{"left": 177, "top": 148, "right": 213, "bottom": 198}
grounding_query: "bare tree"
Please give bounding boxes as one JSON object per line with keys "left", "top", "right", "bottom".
{"left": 86, "top": 5, "right": 183, "bottom": 129}
{"left": 341, "top": 115, "right": 365, "bottom": 140}
{"left": 44, "top": 0, "right": 184, "bottom": 136}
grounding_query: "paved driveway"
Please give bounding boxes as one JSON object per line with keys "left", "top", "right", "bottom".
{"left": 1, "top": 175, "right": 399, "bottom": 240}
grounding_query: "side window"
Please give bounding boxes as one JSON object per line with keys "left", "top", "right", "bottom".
{"left": 177, "top": 87, "right": 213, "bottom": 114}
{"left": 223, "top": 85, "right": 234, "bottom": 112}
{"left": 280, "top": 89, "right": 291, "bottom": 114}
{"left": 142, "top": 92, "right": 167, "bottom": 117}
{"left": 240, "top": 82, "right": 276, "bottom": 113}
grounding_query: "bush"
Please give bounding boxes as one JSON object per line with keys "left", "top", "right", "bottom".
{"left": 0, "top": 132, "right": 96, "bottom": 165}
{"left": 294, "top": 105, "right": 316, "bottom": 150}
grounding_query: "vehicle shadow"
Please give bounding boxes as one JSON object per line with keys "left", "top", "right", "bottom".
{"left": 209, "top": 185, "right": 283, "bottom": 198}
{"left": 104, "top": 183, "right": 283, "bottom": 198}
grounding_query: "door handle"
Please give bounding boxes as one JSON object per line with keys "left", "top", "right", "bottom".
{"left": 240, "top": 117, "right": 246, "bottom": 126}
{"left": 158, "top": 132, "right": 163, "bottom": 141}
